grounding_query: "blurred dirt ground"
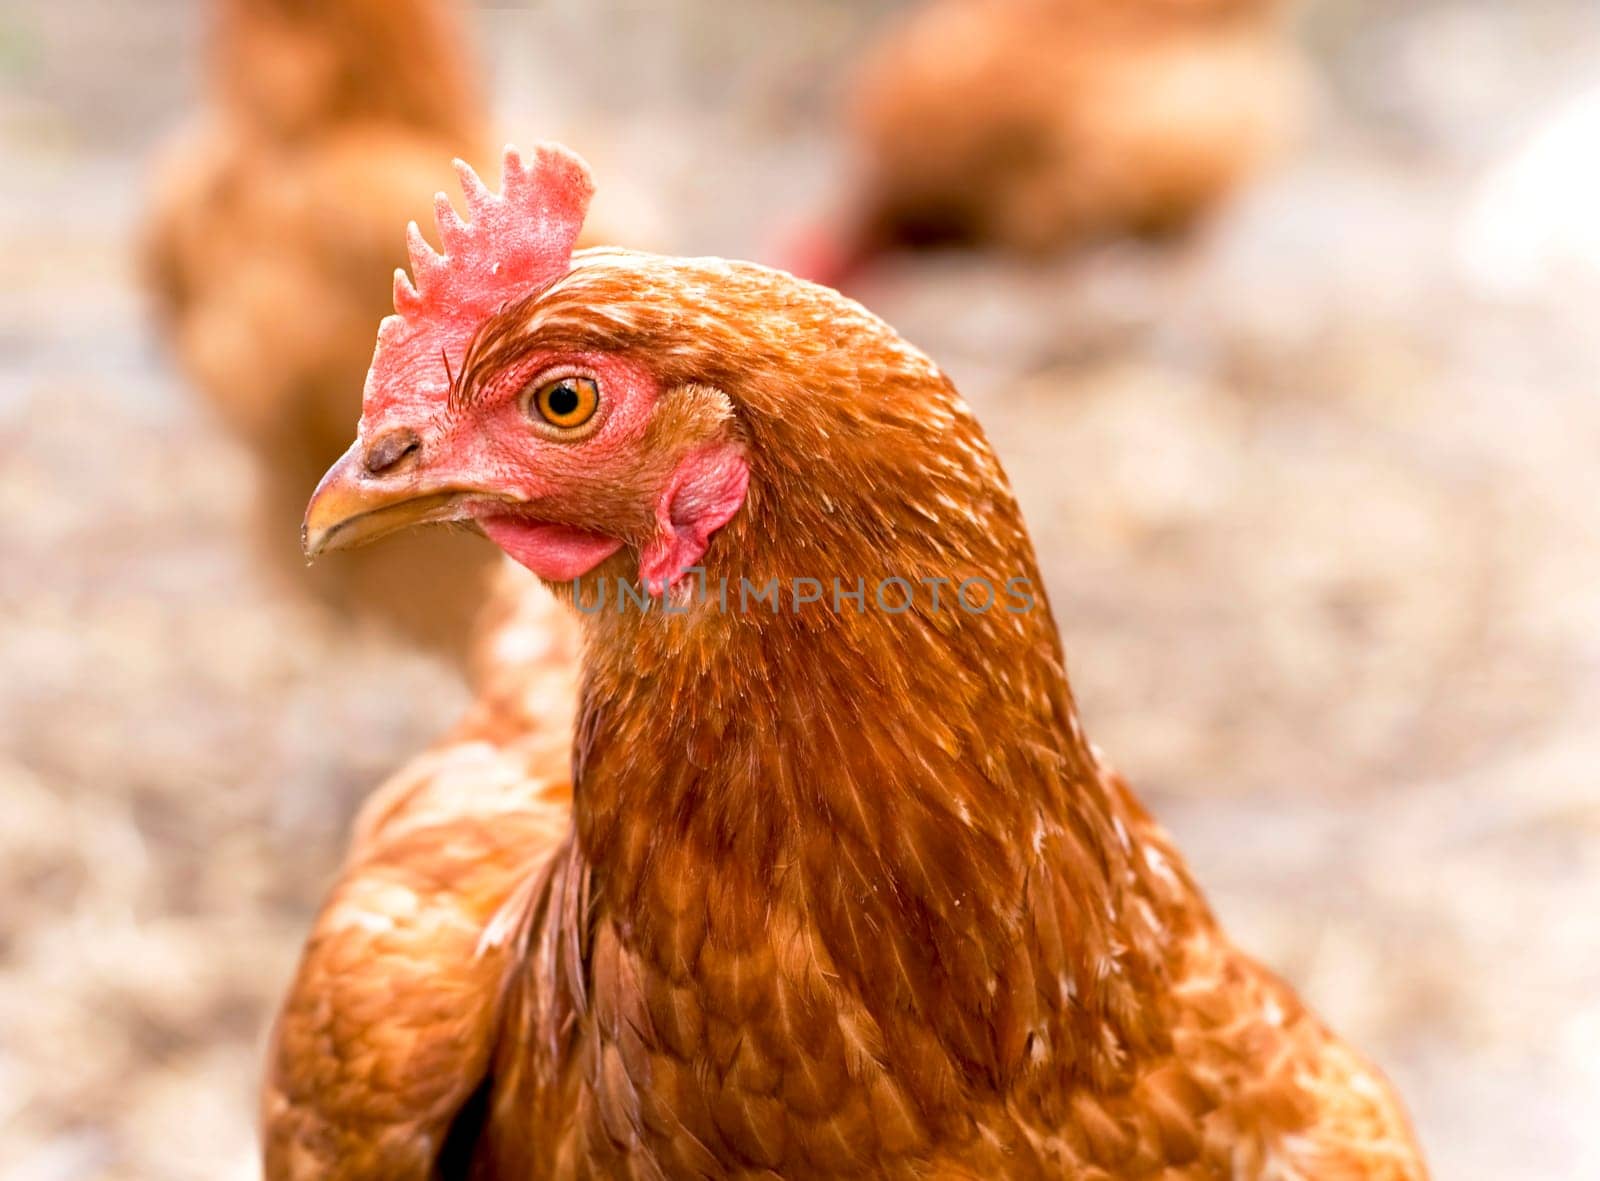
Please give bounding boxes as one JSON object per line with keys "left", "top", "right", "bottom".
{"left": 2, "top": 1, "right": 1599, "bottom": 1179}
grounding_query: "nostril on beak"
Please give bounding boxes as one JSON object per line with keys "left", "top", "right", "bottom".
{"left": 363, "top": 428, "right": 422, "bottom": 476}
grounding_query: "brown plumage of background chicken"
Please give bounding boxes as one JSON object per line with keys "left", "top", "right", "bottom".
{"left": 790, "top": 0, "right": 1304, "bottom": 284}
{"left": 140, "top": 0, "right": 502, "bottom": 655}
{"left": 267, "top": 144, "right": 1425, "bottom": 1178}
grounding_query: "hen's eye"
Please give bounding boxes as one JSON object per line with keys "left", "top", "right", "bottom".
{"left": 529, "top": 375, "right": 599, "bottom": 431}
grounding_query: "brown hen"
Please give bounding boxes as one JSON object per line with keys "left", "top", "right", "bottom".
{"left": 791, "top": 0, "right": 1304, "bottom": 283}
{"left": 141, "top": 0, "right": 500, "bottom": 655}
{"left": 267, "top": 145, "right": 1425, "bottom": 1178}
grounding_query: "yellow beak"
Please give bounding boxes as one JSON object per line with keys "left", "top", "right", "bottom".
{"left": 301, "top": 442, "right": 475, "bottom": 557}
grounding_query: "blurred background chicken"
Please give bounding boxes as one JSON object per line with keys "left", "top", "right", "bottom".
{"left": 141, "top": 0, "right": 504, "bottom": 657}
{"left": 789, "top": 0, "right": 1305, "bottom": 283}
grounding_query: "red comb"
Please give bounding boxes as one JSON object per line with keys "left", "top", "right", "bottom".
{"left": 363, "top": 143, "right": 594, "bottom": 417}
{"left": 392, "top": 143, "right": 594, "bottom": 321}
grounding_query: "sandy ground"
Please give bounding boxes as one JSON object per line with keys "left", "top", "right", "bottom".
{"left": 2, "top": 1, "right": 1599, "bottom": 1178}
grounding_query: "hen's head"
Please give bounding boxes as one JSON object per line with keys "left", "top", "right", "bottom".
{"left": 217, "top": 0, "right": 482, "bottom": 141}
{"left": 306, "top": 143, "right": 1018, "bottom": 607}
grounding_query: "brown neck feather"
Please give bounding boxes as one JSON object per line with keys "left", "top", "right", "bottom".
{"left": 540, "top": 265, "right": 1185, "bottom": 1089}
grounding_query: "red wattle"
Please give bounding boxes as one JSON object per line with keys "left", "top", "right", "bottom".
{"left": 478, "top": 516, "right": 623, "bottom": 582}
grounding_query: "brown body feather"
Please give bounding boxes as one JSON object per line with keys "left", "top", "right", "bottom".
{"left": 266, "top": 253, "right": 1424, "bottom": 1177}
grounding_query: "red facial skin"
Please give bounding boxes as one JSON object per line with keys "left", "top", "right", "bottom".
{"left": 635, "top": 441, "right": 751, "bottom": 594}
{"left": 358, "top": 346, "right": 748, "bottom": 590}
